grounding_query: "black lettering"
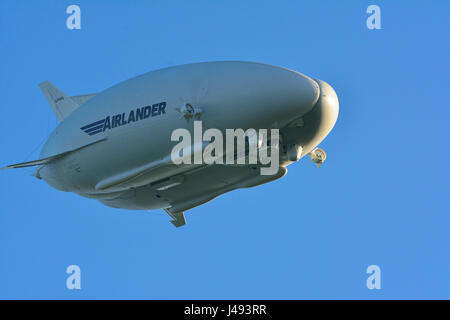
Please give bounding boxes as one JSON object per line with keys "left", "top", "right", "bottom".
{"left": 159, "top": 102, "right": 166, "bottom": 115}
{"left": 128, "top": 110, "right": 135, "bottom": 123}
{"left": 151, "top": 104, "right": 159, "bottom": 116}
{"left": 143, "top": 106, "right": 151, "bottom": 119}
{"left": 136, "top": 107, "right": 144, "bottom": 121}
{"left": 116, "top": 115, "right": 122, "bottom": 126}
{"left": 111, "top": 115, "right": 117, "bottom": 128}
{"left": 103, "top": 116, "right": 111, "bottom": 131}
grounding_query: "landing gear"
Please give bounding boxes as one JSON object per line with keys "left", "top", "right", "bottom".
{"left": 164, "top": 209, "right": 186, "bottom": 228}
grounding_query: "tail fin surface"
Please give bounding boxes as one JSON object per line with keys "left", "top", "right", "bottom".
{"left": 39, "top": 81, "right": 79, "bottom": 122}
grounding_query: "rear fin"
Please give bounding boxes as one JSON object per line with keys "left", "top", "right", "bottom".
{"left": 39, "top": 81, "right": 79, "bottom": 122}
{"left": 71, "top": 93, "right": 97, "bottom": 106}
{"left": 1, "top": 154, "right": 61, "bottom": 169}
{"left": 2, "top": 136, "right": 107, "bottom": 170}
{"left": 163, "top": 209, "right": 187, "bottom": 228}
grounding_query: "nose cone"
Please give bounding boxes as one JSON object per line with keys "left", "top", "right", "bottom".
{"left": 303, "top": 79, "right": 338, "bottom": 151}
{"left": 284, "top": 79, "right": 339, "bottom": 155}
{"left": 314, "top": 79, "right": 339, "bottom": 135}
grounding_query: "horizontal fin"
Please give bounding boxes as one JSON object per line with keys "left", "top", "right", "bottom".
{"left": 71, "top": 93, "right": 97, "bottom": 106}
{"left": 1, "top": 156, "right": 58, "bottom": 169}
{"left": 2, "top": 137, "right": 107, "bottom": 170}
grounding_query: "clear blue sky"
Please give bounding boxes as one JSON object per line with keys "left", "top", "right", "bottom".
{"left": 1, "top": 0, "right": 449, "bottom": 299}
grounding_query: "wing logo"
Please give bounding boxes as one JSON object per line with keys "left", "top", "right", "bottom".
{"left": 79, "top": 102, "right": 167, "bottom": 136}
{"left": 80, "top": 119, "right": 106, "bottom": 136}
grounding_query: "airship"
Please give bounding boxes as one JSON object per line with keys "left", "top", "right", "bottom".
{"left": 3, "top": 61, "right": 339, "bottom": 227}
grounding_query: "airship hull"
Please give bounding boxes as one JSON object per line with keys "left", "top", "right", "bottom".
{"left": 6, "top": 61, "right": 339, "bottom": 226}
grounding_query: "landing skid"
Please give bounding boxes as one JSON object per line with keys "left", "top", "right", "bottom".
{"left": 163, "top": 209, "right": 186, "bottom": 228}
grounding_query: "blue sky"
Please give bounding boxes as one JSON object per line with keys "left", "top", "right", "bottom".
{"left": 1, "top": 0, "right": 449, "bottom": 299}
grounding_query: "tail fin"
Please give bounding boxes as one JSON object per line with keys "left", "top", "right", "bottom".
{"left": 2, "top": 136, "right": 107, "bottom": 170}
{"left": 39, "top": 81, "right": 79, "bottom": 122}
{"left": 2, "top": 153, "right": 61, "bottom": 169}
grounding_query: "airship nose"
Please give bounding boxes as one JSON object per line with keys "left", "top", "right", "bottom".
{"left": 314, "top": 79, "right": 339, "bottom": 130}
{"left": 305, "top": 79, "right": 339, "bottom": 148}
{"left": 285, "top": 79, "right": 339, "bottom": 155}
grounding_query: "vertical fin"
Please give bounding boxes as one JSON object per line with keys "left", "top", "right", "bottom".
{"left": 163, "top": 209, "right": 187, "bottom": 227}
{"left": 39, "top": 81, "right": 79, "bottom": 122}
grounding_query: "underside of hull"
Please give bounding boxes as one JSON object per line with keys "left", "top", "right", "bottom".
{"left": 98, "top": 163, "right": 287, "bottom": 212}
